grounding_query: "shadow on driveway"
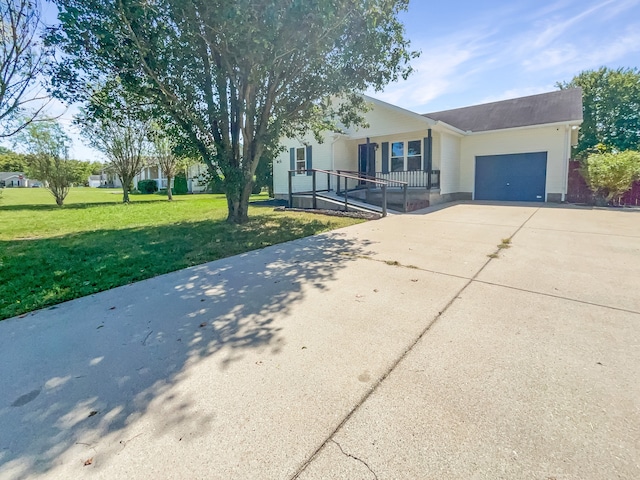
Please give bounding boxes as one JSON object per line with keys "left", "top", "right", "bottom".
{"left": 0, "top": 231, "right": 372, "bottom": 478}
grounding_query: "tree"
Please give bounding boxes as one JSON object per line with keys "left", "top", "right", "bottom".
{"left": 49, "top": 0, "right": 417, "bottom": 223}
{"left": 76, "top": 83, "right": 151, "bottom": 203}
{"left": 79, "top": 112, "right": 149, "bottom": 203}
{"left": 0, "top": 147, "right": 28, "bottom": 171}
{"left": 254, "top": 154, "right": 273, "bottom": 197}
{"left": 581, "top": 150, "right": 640, "bottom": 204}
{"left": 558, "top": 67, "right": 640, "bottom": 157}
{"left": 65, "top": 158, "right": 95, "bottom": 185}
{"left": 19, "top": 119, "right": 73, "bottom": 205}
{"left": 151, "top": 134, "right": 179, "bottom": 200}
{"left": 0, "top": 0, "right": 52, "bottom": 137}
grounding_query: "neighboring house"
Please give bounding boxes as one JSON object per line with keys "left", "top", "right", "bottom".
{"left": 88, "top": 173, "right": 108, "bottom": 187}
{"left": 0, "top": 172, "right": 29, "bottom": 187}
{"left": 274, "top": 89, "right": 583, "bottom": 209}
{"left": 135, "top": 162, "right": 210, "bottom": 193}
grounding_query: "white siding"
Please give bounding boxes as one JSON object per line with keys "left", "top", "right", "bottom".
{"left": 344, "top": 101, "right": 432, "bottom": 139}
{"left": 431, "top": 133, "right": 441, "bottom": 170}
{"left": 370, "top": 132, "right": 430, "bottom": 172}
{"left": 460, "top": 125, "right": 570, "bottom": 198}
{"left": 439, "top": 133, "right": 461, "bottom": 194}
{"left": 274, "top": 134, "right": 334, "bottom": 195}
{"left": 333, "top": 139, "right": 355, "bottom": 172}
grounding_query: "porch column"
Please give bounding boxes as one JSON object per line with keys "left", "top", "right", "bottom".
{"left": 366, "top": 137, "right": 371, "bottom": 177}
{"left": 424, "top": 129, "right": 433, "bottom": 189}
{"left": 424, "top": 129, "right": 433, "bottom": 172}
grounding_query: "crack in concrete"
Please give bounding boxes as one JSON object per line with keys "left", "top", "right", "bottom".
{"left": 290, "top": 208, "right": 543, "bottom": 479}
{"left": 472, "top": 279, "right": 640, "bottom": 315}
{"left": 330, "top": 439, "right": 378, "bottom": 480}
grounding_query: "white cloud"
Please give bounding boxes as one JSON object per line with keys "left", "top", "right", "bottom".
{"left": 528, "top": 0, "right": 618, "bottom": 49}
{"left": 522, "top": 26, "right": 640, "bottom": 74}
{"left": 372, "top": 47, "right": 474, "bottom": 109}
{"left": 371, "top": 23, "right": 501, "bottom": 111}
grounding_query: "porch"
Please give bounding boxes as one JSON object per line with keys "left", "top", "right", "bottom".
{"left": 287, "top": 168, "right": 442, "bottom": 215}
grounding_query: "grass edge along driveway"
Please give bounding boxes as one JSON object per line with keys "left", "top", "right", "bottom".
{"left": 0, "top": 188, "right": 364, "bottom": 320}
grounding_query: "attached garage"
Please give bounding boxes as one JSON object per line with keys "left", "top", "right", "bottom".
{"left": 474, "top": 152, "right": 547, "bottom": 202}
{"left": 275, "top": 89, "right": 583, "bottom": 205}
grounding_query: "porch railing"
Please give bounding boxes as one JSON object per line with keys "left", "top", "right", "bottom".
{"left": 288, "top": 169, "right": 408, "bottom": 216}
{"left": 372, "top": 170, "right": 440, "bottom": 189}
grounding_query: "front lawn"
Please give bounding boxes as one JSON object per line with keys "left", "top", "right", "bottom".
{"left": 0, "top": 188, "right": 364, "bottom": 320}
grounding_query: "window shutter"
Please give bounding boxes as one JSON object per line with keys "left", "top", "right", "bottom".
{"left": 424, "top": 130, "right": 432, "bottom": 172}
{"left": 381, "top": 142, "right": 389, "bottom": 174}
{"left": 290, "top": 148, "right": 295, "bottom": 172}
{"left": 306, "top": 145, "right": 313, "bottom": 175}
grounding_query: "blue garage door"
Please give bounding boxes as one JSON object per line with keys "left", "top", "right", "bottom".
{"left": 475, "top": 152, "right": 547, "bottom": 202}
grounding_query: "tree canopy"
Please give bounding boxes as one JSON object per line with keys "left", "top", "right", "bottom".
{"left": 558, "top": 67, "right": 640, "bottom": 157}
{"left": 581, "top": 150, "right": 640, "bottom": 204}
{"left": 0, "top": 0, "right": 53, "bottom": 137}
{"left": 18, "top": 119, "right": 73, "bottom": 205}
{"left": 48, "top": 0, "right": 417, "bottom": 222}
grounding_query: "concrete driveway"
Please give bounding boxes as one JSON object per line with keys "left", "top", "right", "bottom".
{"left": 0, "top": 203, "right": 638, "bottom": 479}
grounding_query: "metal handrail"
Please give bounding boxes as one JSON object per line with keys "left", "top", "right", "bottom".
{"left": 317, "top": 169, "right": 393, "bottom": 186}
{"left": 288, "top": 169, "right": 399, "bottom": 216}
{"left": 336, "top": 169, "right": 409, "bottom": 188}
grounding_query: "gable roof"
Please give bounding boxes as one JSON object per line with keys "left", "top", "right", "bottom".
{"left": 422, "top": 88, "right": 583, "bottom": 133}
{"left": 0, "top": 172, "right": 26, "bottom": 181}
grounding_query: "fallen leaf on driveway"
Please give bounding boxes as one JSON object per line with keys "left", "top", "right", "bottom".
{"left": 109, "top": 306, "right": 116, "bottom": 310}
{"left": 88, "top": 411, "right": 98, "bottom": 418}
{"left": 199, "top": 322, "right": 207, "bottom": 328}
{"left": 84, "top": 458, "right": 93, "bottom": 466}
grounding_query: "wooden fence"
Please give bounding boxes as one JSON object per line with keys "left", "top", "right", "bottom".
{"left": 566, "top": 160, "right": 640, "bottom": 206}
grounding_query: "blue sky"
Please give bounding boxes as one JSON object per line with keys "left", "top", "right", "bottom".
{"left": 35, "top": 0, "right": 640, "bottom": 160}
{"left": 373, "top": 0, "right": 640, "bottom": 113}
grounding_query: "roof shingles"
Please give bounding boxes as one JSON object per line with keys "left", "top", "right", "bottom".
{"left": 422, "top": 88, "right": 583, "bottom": 132}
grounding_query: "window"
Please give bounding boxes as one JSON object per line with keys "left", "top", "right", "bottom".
{"left": 296, "top": 147, "right": 306, "bottom": 174}
{"left": 407, "top": 140, "right": 422, "bottom": 171}
{"left": 391, "top": 142, "right": 404, "bottom": 172}
{"left": 389, "top": 140, "right": 422, "bottom": 171}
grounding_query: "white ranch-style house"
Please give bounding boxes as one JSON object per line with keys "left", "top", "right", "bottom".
{"left": 274, "top": 89, "right": 583, "bottom": 212}
{"left": 91, "top": 163, "right": 210, "bottom": 193}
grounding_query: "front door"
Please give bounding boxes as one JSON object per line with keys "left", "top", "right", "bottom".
{"left": 358, "top": 144, "right": 376, "bottom": 184}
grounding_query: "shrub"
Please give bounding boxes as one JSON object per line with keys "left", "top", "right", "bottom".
{"left": 137, "top": 179, "right": 158, "bottom": 194}
{"left": 581, "top": 150, "right": 640, "bottom": 203}
{"left": 172, "top": 173, "right": 188, "bottom": 195}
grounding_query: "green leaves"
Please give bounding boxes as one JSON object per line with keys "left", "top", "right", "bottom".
{"left": 559, "top": 67, "right": 640, "bottom": 156}
{"left": 49, "top": 0, "right": 417, "bottom": 221}
{"left": 581, "top": 150, "right": 640, "bottom": 202}
{"left": 17, "top": 120, "right": 74, "bottom": 205}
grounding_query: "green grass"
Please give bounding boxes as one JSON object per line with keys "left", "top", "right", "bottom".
{"left": 0, "top": 188, "right": 364, "bottom": 320}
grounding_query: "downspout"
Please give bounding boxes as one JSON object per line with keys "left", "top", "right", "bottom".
{"left": 562, "top": 125, "right": 570, "bottom": 201}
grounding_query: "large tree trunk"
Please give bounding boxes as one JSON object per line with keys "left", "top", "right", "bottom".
{"left": 225, "top": 178, "right": 253, "bottom": 224}
{"left": 121, "top": 175, "right": 131, "bottom": 203}
{"left": 167, "top": 175, "right": 173, "bottom": 201}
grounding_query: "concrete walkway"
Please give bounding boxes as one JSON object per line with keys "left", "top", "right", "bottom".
{"left": 0, "top": 203, "right": 638, "bottom": 479}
